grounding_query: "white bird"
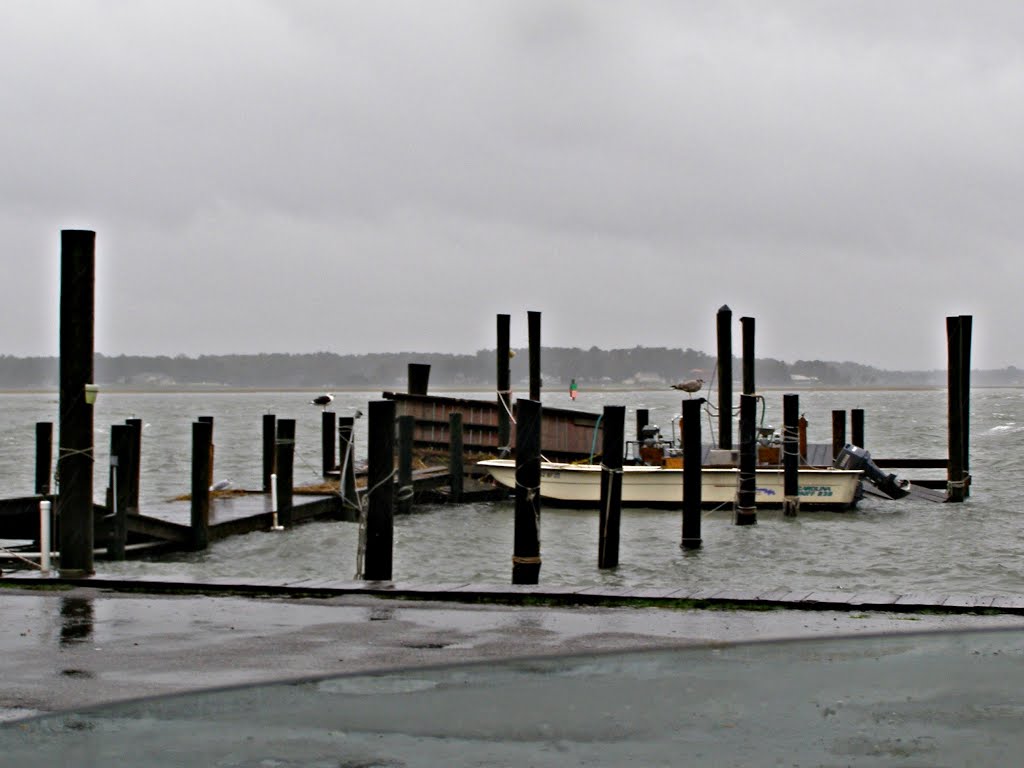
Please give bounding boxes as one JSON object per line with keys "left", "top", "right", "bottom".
{"left": 310, "top": 393, "right": 334, "bottom": 409}
{"left": 671, "top": 378, "right": 704, "bottom": 396}
{"left": 210, "top": 479, "right": 232, "bottom": 492}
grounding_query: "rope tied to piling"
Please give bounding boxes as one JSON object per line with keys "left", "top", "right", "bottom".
{"left": 512, "top": 555, "right": 541, "bottom": 565}
{"left": 337, "top": 436, "right": 363, "bottom": 513}
{"left": 54, "top": 446, "right": 95, "bottom": 485}
{"left": 496, "top": 390, "right": 516, "bottom": 425}
{"left": 737, "top": 470, "right": 758, "bottom": 486}
{"left": 364, "top": 468, "right": 397, "bottom": 499}
{"left": 354, "top": 467, "right": 401, "bottom": 578}
{"left": 396, "top": 484, "right": 414, "bottom": 502}
{"left": 704, "top": 501, "right": 732, "bottom": 517}
{"left": 0, "top": 544, "right": 43, "bottom": 570}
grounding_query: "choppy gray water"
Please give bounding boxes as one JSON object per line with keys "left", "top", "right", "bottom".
{"left": 2, "top": 388, "right": 1022, "bottom": 595}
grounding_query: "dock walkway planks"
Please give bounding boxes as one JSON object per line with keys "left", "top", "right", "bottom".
{"left": 3, "top": 572, "right": 1024, "bottom": 617}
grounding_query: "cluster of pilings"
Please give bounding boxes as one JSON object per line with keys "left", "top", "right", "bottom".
{"left": 3, "top": 231, "right": 973, "bottom": 586}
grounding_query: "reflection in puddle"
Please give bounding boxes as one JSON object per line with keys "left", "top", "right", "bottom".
{"left": 59, "top": 597, "right": 94, "bottom": 646}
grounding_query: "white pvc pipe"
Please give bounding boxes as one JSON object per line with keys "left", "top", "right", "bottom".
{"left": 270, "top": 473, "right": 283, "bottom": 530}
{"left": 39, "top": 500, "right": 51, "bottom": 575}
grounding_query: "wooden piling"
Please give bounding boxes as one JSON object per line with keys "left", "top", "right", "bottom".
{"left": 275, "top": 419, "right": 296, "bottom": 528}
{"left": 57, "top": 229, "right": 96, "bottom": 577}
{"left": 512, "top": 398, "right": 542, "bottom": 584}
{"left": 716, "top": 305, "right": 733, "bottom": 450}
{"left": 408, "top": 363, "right": 431, "bottom": 395}
{"left": 958, "top": 315, "right": 972, "bottom": 496}
{"left": 190, "top": 419, "right": 213, "bottom": 551}
{"left": 35, "top": 422, "right": 52, "bottom": 496}
{"left": 783, "top": 394, "right": 799, "bottom": 517}
{"left": 735, "top": 393, "right": 757, "bottom": 525}
{"left": 338, "top": 416, "right": 358, "bottom": 513}
{"left": 598, "top": 405, "right": 625, "bottom": 569}
{"left": 125, "top": 418, "right": 142, "bottom": 513}
{"left": 107, "top": 424, "right": 131, "bottom": 560}
{"left": 397, "top": 414, "right": 414, "bottom": 515}
{"left": 851, "top": 408, "right": 865, "bottom": 449}
{"left": 364, "top": 400, "right": 395, "bottom": 580}
{"left": 740, "top": 315, "right": 755, "bottom": 396}
{"left": 947, "top": 316, "right": 968, "bottom": 502}
{"left": 681, "top": 398, "right": 702, "bottom": 549}
{"left": 262, "top": 414, "right": 276, "bottom": 492}
{"left": 528, "top": 310, "right": 541, "bottom": 401}
{"left": 831, "top": 409, "right": 847, "bottom": 462}
{"left": 496, "top": 314, "right": 512, "bottom": 450}
{"left": 321, "top": 411, "right": 336, "bottom": 478}
{"left": 448, "top": 412, "right": 464, "bottom": 503}
{"left": 198, "top": 416, "right": 214, "bottom": 489}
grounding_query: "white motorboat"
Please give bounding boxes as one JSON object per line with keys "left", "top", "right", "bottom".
{"left": 476, "top": 458, "right": 863, "bottom": 509}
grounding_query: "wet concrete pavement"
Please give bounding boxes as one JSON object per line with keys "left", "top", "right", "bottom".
{"left": 4, "top": 583, "right": 1024, "bottom": 723}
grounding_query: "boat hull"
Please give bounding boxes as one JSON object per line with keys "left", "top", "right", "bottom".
{"left": 477, "top": 459, "right": 862, "bottom": 509}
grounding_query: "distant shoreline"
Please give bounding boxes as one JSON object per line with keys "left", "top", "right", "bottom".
{"left": 2, "top": 384, "right": 1016, "bottom": 396}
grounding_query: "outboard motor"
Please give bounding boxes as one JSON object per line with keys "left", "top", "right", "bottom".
{"left": 833, "top": 444, "right": 910, "bottom": 499}
{"left": 638, "top": 424, "right": 666, "bottom": 465}
{"left": 640, "top": 424, "right": 662, "bottom": 443}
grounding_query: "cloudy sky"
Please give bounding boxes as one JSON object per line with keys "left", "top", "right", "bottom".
{"left": 2, "top": 1, "right": 1021, "bottom": 370}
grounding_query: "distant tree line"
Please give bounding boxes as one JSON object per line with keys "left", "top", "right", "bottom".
{"left": 0, "top": 349, "right": 1019, "bottom": 389}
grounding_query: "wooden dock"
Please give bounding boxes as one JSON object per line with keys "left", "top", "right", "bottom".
{"left": 0, "top": 465, "right": 506, "bottom": 568}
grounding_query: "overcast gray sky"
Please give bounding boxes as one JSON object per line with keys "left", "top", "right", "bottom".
{"left": 2, "top": 1, "right": 1021, "bottom": 370}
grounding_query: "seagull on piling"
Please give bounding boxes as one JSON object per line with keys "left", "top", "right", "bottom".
{"left": 671, "top": 378, "right": 704, "bottom": 397}
{"left": 311, "top": 393, "right": 334, "bottom": 410}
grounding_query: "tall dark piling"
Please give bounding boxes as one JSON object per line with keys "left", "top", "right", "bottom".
{"left": 321, "top": 411, "right": 336, "bottom": 477}
{"left": 947, "top": 315, "right": 972, "bottom": 501}
{"left": 496, "top": 314, "right": 512, "bottom": 450}
{"left": 397, "top": 414, "right": 414, "bottom": 515}
{"left": 716, "top": 305, "right": 733, "bottom": 450}
{"left": 783, "top": 394, "right": 800, "bottom": 517}
{"left": 198, "top": 416, "right": 214, "bottom": 489}
{"left": 528, "top": 310, "right": 542, "bottom": 401}
{"left": 681, "top": 398, "right": 703, "bottom": 549}
{"left": 512, "top": 398, "right": 542, "bottom": 584}
{"left": 107, "top": 424, "right": 131, "bottom": 560}
{"left": 57, "top": 229, "right": 96, "bottom": 577}
{"left": 190, "top": 419, "right": 213, "bottom": 551}
{"left": 35, "top": 422, "right": 52, "bottom": 496}
{"left": 598, "top": 405, "right": 625, "bottom": 569}
{"left": 262, "top": 414, "right": 276, "bottom": 492}
{"left": 831, "top": 410, "right": 847, "bottom": 462}
{"left": 408, "top": 363, "right": 431, "bottom": 395}
{"left": 125, "top": 418, "right": 142, "bottom": 513}
{"left": 364, "top": 400, "right": 395, "bottom": 580}
{"left": 958, "top": 315, "right": 972, "bottom": 496}
{"left": 851, "top": 408, "right": 865, "bottom": 449}
{"left": 275, "top": 419, "right": 296, "bottom": 528}
{"left": 448, "top": 412, "right": 464, "bottom": 503}
{"left": 740, "top": 316, "right": 755, "bottom": 395}
{"left": 735, "top": 393, "right": 757, "bottom": 525}
{"left": 338, "top": 416, "right": 358, "bottom": 513}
